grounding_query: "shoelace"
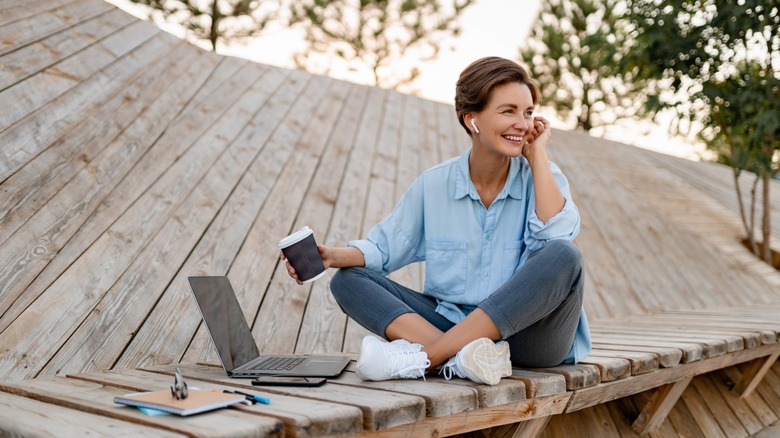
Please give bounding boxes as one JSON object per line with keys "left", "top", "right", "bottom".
{"left": 440, "top": 361, "right": 456, "bottom": 380}
{"left": 439, "top": 358, "right": 466, "bottom": 380}
{"left": 386, "top": 346, "right": 430, "bottom": 380}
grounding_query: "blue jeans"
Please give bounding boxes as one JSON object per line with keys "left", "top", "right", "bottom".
{"left": 330, "top": 240, "right": 584, "bottom": 367}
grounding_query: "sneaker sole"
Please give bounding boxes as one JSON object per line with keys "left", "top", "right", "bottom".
{"left": 458, "top": 338, "right": 512, "bottom": 385}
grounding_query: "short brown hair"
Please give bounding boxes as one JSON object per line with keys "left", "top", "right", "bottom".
{"left": 455, "top": 57, "right": 540, "bottom": 136}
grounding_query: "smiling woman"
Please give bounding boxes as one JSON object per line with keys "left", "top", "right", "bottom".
{"left": 282, "top": 56, "right": 591, "bottom": 386}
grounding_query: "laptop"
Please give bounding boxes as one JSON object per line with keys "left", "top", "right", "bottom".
{"left": 187, "top": 276, "right": 350, "bottom": 378}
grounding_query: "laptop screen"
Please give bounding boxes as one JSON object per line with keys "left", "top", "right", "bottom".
{"left": 187, "top": 276, "right": 260, "bottom": 371}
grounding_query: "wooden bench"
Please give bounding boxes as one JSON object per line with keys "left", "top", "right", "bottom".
{"left": 1, "top": 304, "right": 778, "bottom": 437}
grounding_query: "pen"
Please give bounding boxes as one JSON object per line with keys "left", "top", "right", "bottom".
{"left": 223, "top": 389, "right": 271, "bottom": 405}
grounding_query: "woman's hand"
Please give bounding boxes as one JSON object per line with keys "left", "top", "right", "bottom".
{"left": 281, "top": 244, "right": 331, "bottom": 285}
{"left": 522, "top": 116, "right": 552, "bottom": 164}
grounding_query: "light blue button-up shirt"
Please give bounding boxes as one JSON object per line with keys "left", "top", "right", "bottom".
{"left": 349, "top": 148, "right": 591, "bottom": 363}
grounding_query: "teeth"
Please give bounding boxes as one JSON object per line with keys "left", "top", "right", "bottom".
{"left": 504, "top": 135, "right": 522, "bottom": 142}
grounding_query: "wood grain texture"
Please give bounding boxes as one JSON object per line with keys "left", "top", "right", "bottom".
{"left": 1, "top": 2, "right": 780, "bottom": 437}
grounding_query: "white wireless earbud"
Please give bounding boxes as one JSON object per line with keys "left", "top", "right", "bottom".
{"left": 470, "top": 118, "right": 479, "bottom": 134}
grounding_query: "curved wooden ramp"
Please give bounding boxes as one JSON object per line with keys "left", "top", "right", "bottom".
{"left": 1, "top": 0, "right": 779, "bottom": 436}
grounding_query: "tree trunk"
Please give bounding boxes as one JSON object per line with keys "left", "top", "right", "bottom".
{"left": 733, "top": 167, "right": 758, "bottom": 255}
{"left": 210, "top": 0, "right": 220, "bottom": 51}
{"left": 761, "top": 171, "right": 772, "bottom": 264}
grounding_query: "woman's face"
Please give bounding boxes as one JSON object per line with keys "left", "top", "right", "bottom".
{"left": 471, "top": 82, "right": 535, "bottom": 158}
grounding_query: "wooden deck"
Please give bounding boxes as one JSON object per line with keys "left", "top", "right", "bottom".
{"left": 2, "top": 0, "right": 780, "bottom": 436}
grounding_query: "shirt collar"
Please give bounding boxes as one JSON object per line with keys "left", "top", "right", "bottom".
{"left": 454, "top": 148, "right": 524, "bottom": 201}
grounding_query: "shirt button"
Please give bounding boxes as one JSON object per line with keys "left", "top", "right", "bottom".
{"left": 481, "top": 272, "right": 488, "bottom": 278}
{"left": 486, "top": 233, "right": 492, "bottom": 241}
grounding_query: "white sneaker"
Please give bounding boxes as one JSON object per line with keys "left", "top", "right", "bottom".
{"left": 440, "top": 338, "right": 512, "bottom": 385}
{"left": 355, "top": 336, "right": 430, "bottom": 381}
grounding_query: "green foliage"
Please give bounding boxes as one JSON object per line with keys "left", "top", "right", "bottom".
{"left": 626, "top": 0, "right": 779, "bottom": 174}
{"left": 128, "top": 0, "right": 280, "bottom": 51}
{"left": 519, "top": 0, "right": 646, "bottom": 132}
{"left": 626, "top": 0, "right": 779, "bottom": 261}
{"left": 289, "top": 0, "right": 473, "bottom": 89}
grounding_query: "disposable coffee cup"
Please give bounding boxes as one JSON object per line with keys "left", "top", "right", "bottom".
{"left": 278, "top": 226, "right": 326, "bottom": 284}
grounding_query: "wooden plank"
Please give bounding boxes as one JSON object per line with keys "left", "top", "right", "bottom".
{"left": 648, "top": 310, "right": 780, "bottom": 332}
{"left": 0, "top": 377, "right": 283, "bottom": 437}
{"left": 591, "top": 342, "right": 683, "bottom": 368}
{"left": 690, "top": 373, "right": 750, "bottom": 436}
{"left": 630, "top": 388, "right": 680, "bottom": 437}
{"left": 146, "top": 363, "right": 426, "bottom": 432}
{"left": 758, "top": 359, "right": 780, "bottom": 417}
{"left": 0, "top": 0, "right": 82, "bottom": 28}
{"left": 483, "top": 416, "right": 552, "bottom": 438}
{"left": 430, "top": 376, "right": 526, "bottom": 409}
{"left": 70, "top": 369, "right": 363, "bottom": 437}
{"left": 282, "top": 84, "right": 378, "bottom": 356}
{"left": 565, "top": 342, "right": 780, "bottom": 413}
{"left": 726, "top": 365, "right": 780, "bottom": 427}
{"left": 618, "top": 308, "right": 778, "bottom": 327}
{"left": 0, "top": 390, "right": 185, "bottom": 437}
{"left": 596, "top": 318, "right": 766, "bottom": 348}
{"left": 588, "top": 350, "right": 659, "bottom": 375}
{"left": 0, "top": 49, "right": 229, "bottom": 380}
{"left": 112, "top": 69, "right": 316, "bottom": 370}
{"left": 732, "top": 352, "right": 780, "bottom": 398}
{"left": 221, "top": 77, "right": 354, "bottom": 356}
{"left": 0, "top": 51, "right": 228, "bottom": 339}
{"left": 332, "top": 372, "right": 480, "bottom": 418}
{"left": 590, "top": 334, "right": 705, "bottom": 363}
{"left": 591, "top": 328, "right": 737, "bottom": 356}
{"left": 0, "top": 0, "right": 113, "bottom": 57}
{"left": 680, "top": 378, "right": 729, "bottom": 438}
{"left": 343, "top": 88, "right": 403, "bottom": 350}
{"left": 0, "top": 17, "right": 158, "bottom": 135}
{"left": 362, "top": 393, "right": 570, "bottom": 438}
{"left": 708, "top": 370, "right": 766, "bottom": 435}
{"left": 529, "top": 364, "right": 601, "bottom": 390}
{"left": 387, "top": 92, "right": 424, "bottom": 290}
{"left": 534, "top": 398, "right": 623, "bottom": 438}
{"left": 0, "top": 33, "right": 187, "bottom": 250}
{"left": 508, "top": 370, "right": 567, "bottom": 398}
{"left": 660, "top": 387, "right": 709, "bottom": 438}
{"left": 0, "top": 8, "right": 135, "bottom": 91}
{"left": 631, "top": 375, "right": 693, "bottom": 435}
{"left": 182, "top": 80, "right": 355, "bottom": 364}
{"left": 40, "top": 65, "right": 300, "bottom": 377}
{"left": 0, "top": 22, "right": 166, "bottom": 183}
{"left": 578, "top": 356, "right": 632, "bottom": 382}
{"left": 555, "top": 142, "right": 682, "bottom": 313}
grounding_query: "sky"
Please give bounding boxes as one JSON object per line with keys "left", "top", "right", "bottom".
{"left": 107, "top": 0, "right": 708, "bottom": 160}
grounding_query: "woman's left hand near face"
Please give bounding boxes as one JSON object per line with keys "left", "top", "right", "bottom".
{"left": 523, "top": 117, "right": 551, "bottom": 161}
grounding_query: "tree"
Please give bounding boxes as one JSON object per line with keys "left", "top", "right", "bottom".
{"left": 519, "top": 0, "right": 646, "bottom": 132}
{"left": 626, "top": 0, "right": 780, "bottom": 264}
{"left": 289, "top": 0, "right": 473, "bottom": 90}
{"left": 128, "top": 0, "right": 280, "bottom": 51}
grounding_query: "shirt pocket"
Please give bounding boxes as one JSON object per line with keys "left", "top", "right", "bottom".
{"left": 500, "top": 241, "right": 523, "bottom": 283}
{"left": 425, "top": 240, "right": 468, "bottom": 296}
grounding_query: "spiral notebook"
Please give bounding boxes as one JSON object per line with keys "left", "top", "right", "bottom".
{"left": 114, "top": 389, "right": 244, "bottom": 416}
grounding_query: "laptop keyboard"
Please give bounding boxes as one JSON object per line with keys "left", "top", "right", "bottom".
{"left": 255, "top": 356, "right": 304, "bottom": 371}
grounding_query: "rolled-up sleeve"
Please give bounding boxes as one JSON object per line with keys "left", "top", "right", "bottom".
{"left": 525, "top": 163, "right": 580, "bottom": 249}
{"left": 348, "top": 177, "right": 426, "bottom": 275}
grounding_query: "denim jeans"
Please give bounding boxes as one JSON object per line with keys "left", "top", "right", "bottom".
{"left": 330, "top": 239, "right": 584, "bottom": 367}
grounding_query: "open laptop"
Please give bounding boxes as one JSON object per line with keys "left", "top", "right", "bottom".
{"left": 187, "top": 276, "right": 350, "bottom": 378}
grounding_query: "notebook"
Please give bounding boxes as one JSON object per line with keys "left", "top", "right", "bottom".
{"left": 187, "top": 276, "right": 350, "bottom": 378}
{"left": 114, "top": 389, "right": 244, "bottom": 416}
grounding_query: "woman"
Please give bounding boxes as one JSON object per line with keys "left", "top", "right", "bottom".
{"left": 284, "top": 57, "right": 590, "bottom": 386}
